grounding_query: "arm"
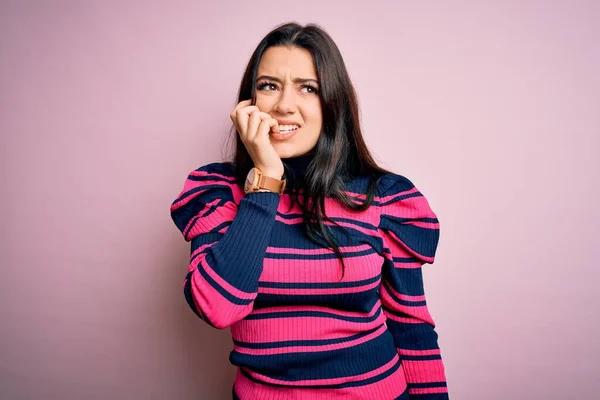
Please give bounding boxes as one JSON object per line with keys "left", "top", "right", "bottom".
{"left": 170, "top": 163, "right": 280, "bottom": 329}
{"left": 377, "top": 173, "right": 449, "bottom": 399}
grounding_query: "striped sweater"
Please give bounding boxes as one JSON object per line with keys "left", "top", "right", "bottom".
{"left": 170, "top": 153, "right": 449, "bottom": 399}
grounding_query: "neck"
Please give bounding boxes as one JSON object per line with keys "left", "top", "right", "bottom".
{"left": 282, "top": 149, "right": 316, "bottom": 187}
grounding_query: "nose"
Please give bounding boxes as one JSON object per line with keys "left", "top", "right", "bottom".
{"left": 273, "top": 84, "right": 297, "bottom": 114}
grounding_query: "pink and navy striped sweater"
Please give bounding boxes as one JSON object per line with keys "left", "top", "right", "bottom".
{"left": 170, "top": 152, "right": 449, "bottom": 399}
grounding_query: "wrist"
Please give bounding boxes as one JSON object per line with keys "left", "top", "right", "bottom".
{"left": 259, "top": 170, "right": 284, "bottom": 180}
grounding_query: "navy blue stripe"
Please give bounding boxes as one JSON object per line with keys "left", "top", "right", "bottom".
{"left": 408, "top": 394, "right": 448, "bottom": 400}
{"left": 191, "top": 255, "right": 255, "bottom": 306}
{"left": 394, "top": 388, "right": 410, "bottom": 400}
{"left": 381, "top": 259, "right": 426, "bottom": 297}
{"left": 328, "top": 216, "right": 378, "bottom": 230}
{"left": 258, "top": 274, "right": 380, "bottom": 289}
{"left": 194, "top": 198, "right": 229, "bottom": 219}
{"left": 407, "top": 382, "right": 447, "bottom": 389}
{"left": 379, "top": 191, "right": 423, "bottom": 206}
{"left": 276, "top": 212, "right": 304, "bottom": 220}
{"left": 381, "top": 304, "right": 418, "bottom": 320}
{"left": 379, "top": 216, "right": 439, "bottom": 260}
{"left": 242, "top": 307, "right": 382, "bottom": 323}
{"left": 388, "top": 216, "right": 439, "bottom": 224}
{"left": 187, "top": 174, "right": 236, "bottom": 183}
{"left": 265, "top": 247, "right": 378, "bottom": 260}
{"left": 183, "top": 272, "right": 216, "bottom": 328}
{"left": 185, "top": 217, "right": 230, "bottom": 241}
{"left": 275, "top": 212, "right": 377, "bottom": 230}
{"left": 233, "top": 333, "right": 401, "bottom": 387}
{"left": 254, "top": 291, "right": 378, "bottom": 313}
{"left": 238, "top": 357, "right": 401, "bottom": 389}
{"left": 172, "top": 183, "right": 232, "bottom": 206}
{"left": 384, "top": 318, "right": 441, "bottom": 350}
{"left": 189, "top": 231, "right": 223, "bottom": 254}
{"left": 391, "top": 255, "right": 422, "bottom": 263}
{"left": 401, "top": 354, "right": 442, "bottom": 361}
{"left": 184, "top": 199, "right": 231, "bottom": 240}
{"left": 233, "top": 325, "right": 381, "bottom": 349}
{"left": 382, "top": 281, "right": 427, "bottom": 307}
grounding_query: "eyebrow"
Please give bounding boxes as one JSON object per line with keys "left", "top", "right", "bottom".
{"left": 256, "top": 75, "right": 319, "bottom": 85}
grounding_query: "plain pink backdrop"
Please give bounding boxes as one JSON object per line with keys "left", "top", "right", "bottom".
{"left": 1, "top": 1, "right": 598, "bottom": 399}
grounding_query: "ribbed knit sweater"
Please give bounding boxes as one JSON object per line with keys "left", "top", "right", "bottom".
{"left": 170, "top": 151, "right": 449, "bottom": 400}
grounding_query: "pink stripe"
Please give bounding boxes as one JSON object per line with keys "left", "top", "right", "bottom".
{"left": 191, "top": 255, "right": 256, "bottom": 301}
{"left": 245, "top": 353, "right": 400, "bottom": 386}
{"left": 323, "top": 200, "right": 380, "bottom": 226}
{"left": 261, "top": 251, "right": 383, "bottom": 284}
{"left": 182, "top": 198, "right": 226, "bottom": 237}
{"left": 190, "top": 241, "right": 214, "bottom": 259}
{"left": 409, "top": 220, "right": 439, "bottom": 229}
{"left": 274, "top": 195, "right": 380, "bottom": 226}
{"left": 382, "top": 303, "right": 433, "bottom": 324}
{"left": 379, "top": 193, "right": 438, "bottom": 224}
{"left": 275, "top": 215, "right": 303, "bottom": 224}
{"left": 189, "top": 267, "right": 253, "bottom": 328}
{"left": 233, "top": 324, "right": 387, "bottom": 356}
{"left": 171, "top": 177, "right": 236, "bottom": 210}
{"left": 382, "top": 281, "right": 427, "bottom": 302}
{"left": 410, "top": 387, "right": 448, "bottom": 395}
{"left": 401, "top": 359, "right": 447, "bottom": 383}
{"left": 249, "top": 303, "right": 379, "bottom": 319}
{"left": 267, "top": 243, "right": 372, "bottom": 255}
{"left": 382, "top": 229, "right": 435, "bottom": 263}
{"left": 231, "top": 304, "right": 385, "bottom": 342}
{"left": 234, "top": 363, "right": 407, "bottom": 399}
{"left": 189, "top": 170, "right": 233, "bottom": 180}
{"left": 399, "top": 348, "right": 441, "bottom": 356}
{"left": 258, "top": 279, "right": 379, "bottom": 295}
{"left": 383, "top": 312, "right": 427, "bottom": 324}
{"left": 379, "top": 187, "right": 420, "bottom": 203}
{"left": 275, "top": 215, "right": 377, "bottom": 236}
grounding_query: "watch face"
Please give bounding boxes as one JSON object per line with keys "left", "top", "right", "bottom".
{"left": 244, "top": 168, "right": 256, "bottom": 192}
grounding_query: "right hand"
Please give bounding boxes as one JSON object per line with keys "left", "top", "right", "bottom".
{"left": 230, "top": 99, "right": 284, "bottom": 179}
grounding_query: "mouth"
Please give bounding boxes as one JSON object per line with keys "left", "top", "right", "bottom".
{"left": 278, "top": 124, "right": 299, "bottom": 134}
{"left": 271, "top": 125, "right": 300, "bottom": 140}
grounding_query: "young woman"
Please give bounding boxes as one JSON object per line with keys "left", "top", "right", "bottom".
{"left": 170, "top": 22, "right": 449, "bottom": 400}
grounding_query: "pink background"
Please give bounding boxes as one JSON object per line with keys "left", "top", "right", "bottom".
{"left": 1, "top": 1, "right": 598, "bottom": 399}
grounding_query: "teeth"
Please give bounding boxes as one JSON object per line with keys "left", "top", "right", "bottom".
{"left": 279, "top": 124, "right": 299, "bottom": 132}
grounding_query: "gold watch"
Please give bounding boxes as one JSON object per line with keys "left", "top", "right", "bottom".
{"left": 244, "top": 167, "right": 286, "bottom": 194}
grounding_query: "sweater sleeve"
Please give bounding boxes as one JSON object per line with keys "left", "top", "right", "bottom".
{"left": 377, "top": 173, "right": 449, "bottom": 399}
{"left": 170, "top": 162, "right": 280, "bottom": 329}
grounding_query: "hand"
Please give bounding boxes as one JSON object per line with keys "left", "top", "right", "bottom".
{"left": 230, "top": 99, "right": 284, "bottom": 179}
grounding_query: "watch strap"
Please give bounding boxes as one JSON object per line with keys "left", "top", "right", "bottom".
{"left": 257, "top": 172, "right": 286, "bottom": 194}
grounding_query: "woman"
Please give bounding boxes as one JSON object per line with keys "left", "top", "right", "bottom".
{"left": 170, "top": 22, "right": 449, "bottom": 400}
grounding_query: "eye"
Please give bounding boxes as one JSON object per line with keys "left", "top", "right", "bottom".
{"left": 256, "top": 81, "right": 319, "bottom": 94}
{"left": 302, "top": 85, "right": 319, "bottom": 94}
{"left": 257, "top": 81, "right": 277, "bottom": 91}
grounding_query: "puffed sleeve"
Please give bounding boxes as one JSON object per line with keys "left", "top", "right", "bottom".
{"left": 170, "top": 162, "right": 281, "bottom": 329}
{"left": 377, "top": 173, "right": 449, "bottom": 399}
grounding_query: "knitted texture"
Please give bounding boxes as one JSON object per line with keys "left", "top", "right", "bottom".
{"left": 170, "top": 156, "right": 448, "bottom": 400}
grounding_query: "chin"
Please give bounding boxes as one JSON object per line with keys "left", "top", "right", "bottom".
{"left": 273, "top": 146, "right": 297, "bottom": 159}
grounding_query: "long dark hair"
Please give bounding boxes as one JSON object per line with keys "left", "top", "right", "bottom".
{"left": 224, "top": 22, "right": 393, "bottom": 281}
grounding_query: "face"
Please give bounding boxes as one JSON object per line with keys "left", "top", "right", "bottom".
{"left": 255, "top": 46, "right": 322, "bottom": 159}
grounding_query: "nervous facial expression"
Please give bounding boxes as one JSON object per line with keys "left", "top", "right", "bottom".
{"left": 254, "top": 46, "right": 322, "bottom": 159}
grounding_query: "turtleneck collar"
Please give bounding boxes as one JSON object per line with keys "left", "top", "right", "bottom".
{"left": 282, "top": 148, "right": 317, "bottom": 187}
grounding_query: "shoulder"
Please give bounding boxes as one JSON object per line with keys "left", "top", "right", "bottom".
{"left": 171, "top": 162, "right": 239, "bottom": 235}
{"left": 376, "top": 171, "right": 437, "bottom": 218}
{"left": 187, "top": 161, "right": 236, "bottom": 180}
{"left": 376, "top": 172, "right": 419, "bottom": 199}
{"left": 174, "top": 161, "right": 239, "bottom": 203}
{"left": 180, "top": 162, "right": 239, "bottom": 192}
